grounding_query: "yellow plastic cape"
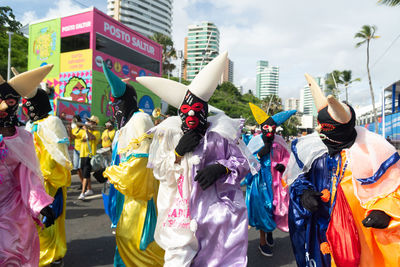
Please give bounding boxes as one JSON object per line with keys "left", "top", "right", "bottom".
{"left": 104, "top": 155, "right": 164, "bottom": 266}
{"left": 32, "top": 122, "right": 71, "bottom": 266}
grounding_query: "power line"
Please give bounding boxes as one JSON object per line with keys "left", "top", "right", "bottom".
{"left": 72, "top": 0, "right": 89, "bottom": 8}
{"left": 359, "top": 31, "right": 400, "bottom": 80}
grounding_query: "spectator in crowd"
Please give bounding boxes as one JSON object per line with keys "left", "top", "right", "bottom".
{"left": 68, "top": 115, "right": 84, "bottom": 188}
{"left": 101, "top": 119, "right": 116, "bottom": 167}
{"left": 76, "top": 115, "right": 101, "bottom": 200}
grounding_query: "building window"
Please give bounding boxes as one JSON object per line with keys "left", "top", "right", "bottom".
{"left": 95, "top": 33, "right": 160, "bottom": 74}
{"left": 61, "top": 32, "right": 90, "bottom": 53}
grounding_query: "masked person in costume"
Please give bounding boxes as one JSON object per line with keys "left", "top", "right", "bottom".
{"left": 0, "top": 65, "right": 55, "bottom": 266}
{"left": 101, "top": 62, "right": 164, "bottom": 266}
{"left": 13, "top": 66, "right": 73, "bottom": 267}
{"left": 137, "top": 52, "right": 258, "bottom": 267}
{"left": 285, "top": 74, "right": 400, "bottom": 267}
{"left": 243, "top": 104, "right": 295, "bottom": 257}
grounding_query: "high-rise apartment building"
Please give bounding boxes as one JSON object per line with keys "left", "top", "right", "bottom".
{"left": 221, "top": 58, "right": 234, "bottom": 83}
{"left": 184, "top": 22, "right": 219, "bottom": 81}
{"left": 256, "top": 60, "right": 279, "bottom": 99}
{"left": 285, "top": 97, "right": 300, "bottom": 111}
{"left": 107, "top": 0, "right": 173, "bottom": 38}
{"left": 300, "top": 76, "right": 324, "bottom": 116}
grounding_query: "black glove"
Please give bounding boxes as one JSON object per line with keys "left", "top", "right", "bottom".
{"left": 40, "top": 205, "right": 55, "bottom": 228}
{"left": 300, "top": 189, "right": 322, "bottom": 213}
{"left": 257, "top": 139, "right": 272, "bottom": 159}
{"left": 175, "top": 130, "right": 202, "bottom": 157}
{"left": 275, "top": 163, "right": 286, "bottom": 173}
{"left": 362, "top": 210, "right": 391, "bottom": 229}
{"left": 194, "top": 164, "right": 228, "bottom": 190}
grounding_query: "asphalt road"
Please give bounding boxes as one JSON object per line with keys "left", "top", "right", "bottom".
{"left": 64, "top": 174, "right": 297, "bottom": 266}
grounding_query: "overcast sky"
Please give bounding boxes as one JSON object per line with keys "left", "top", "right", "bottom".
{"left": 5, "top": 0, "right": 400, "bottom": 107}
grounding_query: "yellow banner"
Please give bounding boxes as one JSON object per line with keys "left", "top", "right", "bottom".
{"left": 60, "top": 49, "right": 92, "bottom": 73}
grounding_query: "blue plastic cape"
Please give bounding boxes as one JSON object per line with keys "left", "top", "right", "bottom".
{"left": 139, "top": 198, "right": 157, "bottom": 250}
{"left": 289, "top": 153, "right": 338, "bottom": 267}
{"left": 243, "top": 150, "right": 276, "bottom": 232}
{"left": 43, "top": 187, "right": 63, "bottom": 224}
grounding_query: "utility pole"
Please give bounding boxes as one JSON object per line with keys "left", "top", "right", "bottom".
{"left": 7, "top": 31, "right": 14, "bottom": 80}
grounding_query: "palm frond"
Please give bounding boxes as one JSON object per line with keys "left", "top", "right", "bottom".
{"left": 355, "top": 40, "right": 366, "bottom": 47}
{"left": 378, "top": 0, "right": 400, "bottom": 6}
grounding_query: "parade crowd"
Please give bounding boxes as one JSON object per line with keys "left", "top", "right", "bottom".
{"left": 0, "top": 52, "right": 399, "bottom": 267}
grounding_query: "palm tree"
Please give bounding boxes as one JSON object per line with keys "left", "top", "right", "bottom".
{"left": 378, "top": 0, "right": 400, "bottom": 6}
{"left": 355, "top": 25, "right": 380, "bottom": 133}
{"left": 325, "top": 70, "right": 342, "bottom": 98}
{"left": 341, "top": 70, "right": 361, "bottom": 103}
{"left": 150, "top": 33, "right": 177, "bottom": 76}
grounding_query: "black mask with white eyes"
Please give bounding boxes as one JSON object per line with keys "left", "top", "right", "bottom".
{"left": 22, "top": 89, "right": 52, "bottom": 122}
{"left": 110, "top": 84, "right": 138, "bottom": 130}
{"left": 0, "top": 82, "right": 23, "bottom": 127}
{"left": 260, "top": 117, "right": 277, "bottom": 143}
{"left": 178, "top": 90, "right": 208, "bottom": 135}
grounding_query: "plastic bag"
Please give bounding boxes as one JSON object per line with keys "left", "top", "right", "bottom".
{"left": 326, "top": 185, "right": 361, "bottom": 267}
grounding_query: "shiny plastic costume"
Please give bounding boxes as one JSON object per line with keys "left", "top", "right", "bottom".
{"left": 26, "top": 115, "right": 72, "bottom": 266}
{"left": 104, "top": 111, "right": 164, "bottom": 266}
{"left": 243, "top": 134, "right": 290, "bottom": 232}
{"left": 286, "top": 127, "right": 400, "bottom": 267}
{"left": 148, "top": 114, "right": 257, "bottom": 267}
{"left": 0, "top": 127, "right": 54, "bottom": 266}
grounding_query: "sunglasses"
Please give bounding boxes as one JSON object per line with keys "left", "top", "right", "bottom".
{"left": 72, "top": 88, "right": 90, "bottom": 95}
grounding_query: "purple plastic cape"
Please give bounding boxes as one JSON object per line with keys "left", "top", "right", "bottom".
{"left": 0, "top": 127, "right": 53, "bottom": 266}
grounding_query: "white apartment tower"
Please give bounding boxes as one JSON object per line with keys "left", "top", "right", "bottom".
{"left": 256, "top": 60, "right": 279, "bottom": 99}
{"left": 285, "top": 98, "right": 300, "bottom": 111}
{"left": 107, "top": 0, "right": 173, "bottom": 38}
{"left": 184, "top": 22, "right": 219, "bottom": 81}
{"left": 300, "top": 76, "right": 324, "bottom": 116}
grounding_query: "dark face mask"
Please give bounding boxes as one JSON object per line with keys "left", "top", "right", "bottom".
{"left": 317, "top": 104, "right": 357, "bottom": 156}
{"left": 260, "top": 117, "right": 277, "bottom": 153}
{"left": 0, "top": 82, "right": 23, "bottom": 127}
{"left": 178, "top": 90, "right": 208, "bottom": 135}
{"left": 22, "top": 89, "right": 52, "bottom": 122}
{"left": 110, "top": 84, "right": 138, "bottom": 130}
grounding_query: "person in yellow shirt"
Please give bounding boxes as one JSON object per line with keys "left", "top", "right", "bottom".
{"left": 68, "top": 115, "right": 84, "bottom": 187}
{"left": 77, "top": 115, "right": 101, "bottom": 200}
{"left": 101, "top": 120, "right": 116, "bottom": 167}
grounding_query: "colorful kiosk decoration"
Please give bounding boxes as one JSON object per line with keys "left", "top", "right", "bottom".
{"left": 28, "top": 8, "right": 162, "bottom": 124}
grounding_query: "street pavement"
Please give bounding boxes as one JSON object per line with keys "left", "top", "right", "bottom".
{"left": 64, "top": 174, "right": 297, "bottom": 266}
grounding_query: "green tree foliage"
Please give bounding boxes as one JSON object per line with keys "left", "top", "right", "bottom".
{"left": 150, "top": 33, "right": 176, "bottom": 76}
{"left": 341, "top": 70, "right": 361, "bottom": 103}
{"left": 325, "top": 70, "right": 342, "bottom": 97}
{"left": 209, "top": 82, "right": 300, "bottom": 137}
{"left": 378, "top": 0, "right": 400, "bottom": 6}
{"left": 0, "top": 6, "right": 27, "bottom": 78}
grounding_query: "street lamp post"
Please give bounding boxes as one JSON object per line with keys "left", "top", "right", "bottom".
{"left": 177, "top": 50, "right": 183, "bottom": 83}
{"left": 7, "top": 31, "right": 14, "bottom": 80}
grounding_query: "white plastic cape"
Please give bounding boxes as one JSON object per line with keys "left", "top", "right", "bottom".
{"left": 117, "top": 112, "right": 154, "bottom": 157}
{"left": 283, "top": 132, "right": 327, "bottom": 186}
{"left": 147, "top": 113, "right": 257, "bottom": 266}
{"left": 26, "top": 116, "right": 72, "bottom": 170}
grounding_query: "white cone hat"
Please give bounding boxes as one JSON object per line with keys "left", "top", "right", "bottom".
{"left": 304, "top": 73, "right": 328, "bottom": 111}
{"left": 136, "top": 77, "right": 188, "bottom": 108}
{"left": 137, "top": 51, "right": 228, "bottom": 108}
{"left": 8, "top": 65, "right": 53, "bottom": 98}
{"left": 188, "top": 51, "right": 227, "bottom": 102}
{"left": 327, "top": 95, "right": 351, "bottom": 123}
{"left": 304, "top": 73, "right": 351, "bottom": 123}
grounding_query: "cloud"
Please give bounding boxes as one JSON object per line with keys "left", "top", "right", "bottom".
{"left": 172, "top": 0, "right": 400, "bottom": 107}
